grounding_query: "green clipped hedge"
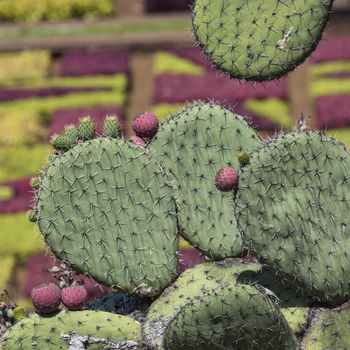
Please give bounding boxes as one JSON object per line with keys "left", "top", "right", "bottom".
{"left": 0, "top": 51, "right": 50, "bottom": 81}
{"left": 0, "top": 0, "right": 114, "bottom": 23}
{"left": 0, "top": 213, "right": 45, "bottom": 263}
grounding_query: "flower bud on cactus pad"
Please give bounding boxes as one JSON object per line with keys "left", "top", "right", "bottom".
{"left": 78, "top": 116, "right": 95, "bottom": 141}
{"left": 238, "top": 151, "right": 250, "bottom": 166}
{"left": 61, "top": 286, "right": 87, "bottom": 311}
{"left": 129, "top": 135, "right": 146, "bottom": 148}
{"left": 103, "top": 115, "right": 120, "bottom": 138}
{"left": 132, "top": 112, "right": 159, "bottom": 138}
{"left": 215, "top": 167, "right": 238, "bottom": 192}
{"left": 30, "top": 283, "right": 61, "bottom": 314}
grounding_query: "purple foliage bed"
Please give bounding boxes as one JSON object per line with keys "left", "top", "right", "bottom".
{"left": 60, "top": 51, "right": 129, "bottom": 76}
{"left": 312, "top": 35, "right": 350, "bottom": 62}
{"left": 0, "top": 87, "right": 110, "bottom": 103}
{"left": 315, "top": 95, "right": 350, "bottom": 129}
{"left": 49, "top": 106, "right": 125, "bottom": 137}
{"left": 154, "top": 74, "right": 286, "bottom": 105}
{"left": 0, "top": 178, "right": 33, "bottom": 214}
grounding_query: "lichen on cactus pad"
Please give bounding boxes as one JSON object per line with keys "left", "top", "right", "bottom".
{"left": 148, "top": 102, "right": 260, "bottom": 259}
{"left": 143, "top": 259, "right": 298, "bottom": 349}
{"left": 302, "top": 302, "right": 350, "bottom": 350}
{"left": 192, "top": 0, "right": 333, "bottom": 81}
{"left": 236, "top": 131, "right": 350, "bottom": 304}
{"left": 1, "top": 310, "right": 142, "bottom": 349}
{"left": 36, "top": 137, "right": 178, "bottom": 296}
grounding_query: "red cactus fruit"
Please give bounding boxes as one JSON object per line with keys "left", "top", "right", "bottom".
{"left": 132, "top": 112, "right": 159, "bottom": 138}
{"left": 31, "top": 283, "right": 61, "bottom": 314}
{"left": 62, "top": 285, "right": 88, "bottom": 311}
{"left": 215, "top": 167, "right": 238, "bottom": 192}
{"left": 129, "top": 135, "right": 146, "bottom": 147}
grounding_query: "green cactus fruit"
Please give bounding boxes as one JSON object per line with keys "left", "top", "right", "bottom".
{"left": 78, "top": 116, "right": 96, "bottom": 141}
{"left": 236, "top": 131, "right": 350, "bottom": 304}
{"left": 302, "top": 302, "right": 350, "bottom": 349}
{"left": 1, "top": 310, "right": 142, "bottom": 349}
{"left": 192, "top": 0, "right": 333, "bottom": 81}
{"left": 238, "top": 151, "right": 250, "bottom": 166}
{"left": 63, "top": 124, "right": 79, "bottom": 145}
{"left": 148, "top": 102, "right": 260, "bottom": 259}
{"left": 103, "top": 115, "right": 120, "bottom": 138}
{"left": 27, "top": 210, "right": 37, "bottom": 223}
{"left": 238, "top": 268, "right": 312, "bottom": 335}
{"left": 143, "top": 259, "right": 298, "bottom": 350}
{"left": 50, "top": 133, "right": 68, "bottom": 151}
{"left": 30, "top": 177, "right": 40, "bottom": 191}
{"left": 36, "top": 137, "right": 178, "bottom": 297}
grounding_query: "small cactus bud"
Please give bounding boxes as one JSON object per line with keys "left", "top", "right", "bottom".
{"left": 103, "top": 115, "right": 120, "bottom": 138}
{"left": 31, "top": 177, "right": 40, "bottom": 190}
{"left": 238, "top": 151, "right": 250, "bottom": 166}
{"left": 78, "top": 116, "right": 95, "bottom": 141}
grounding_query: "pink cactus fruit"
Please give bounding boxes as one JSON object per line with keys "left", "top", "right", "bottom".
{"left": 132, "top": 111, "right": 159, "bottom": 138}
{"left": 31, "top": 283, "right": 61, "bottom": 314}
{"left": 129, "top": 135, "right": 146, "bottom": 147}
{"left": 61, "top": 285, "right": 88, "bottom": 311}
{"left": 215, "top": 167, "right": 239, "bottom": 192}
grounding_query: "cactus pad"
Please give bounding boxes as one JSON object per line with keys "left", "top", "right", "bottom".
{"left": 149, "top": 103, "right": 260, "bottom": 259}
{"left": 193, "top": 0, "right": 333, "bottom": 81}
{"left": 236, "top": 131, "right": 350, "bottom": 304}
{"left": 143, "top": 259, "right": 299, "bottom": 350}
{"left": 1, "top": 310, "right": 141, "bottom": 349}
{"left": 302, "top": 302, "right": 350, "bottom": 349}
{"left": 238, "top": 268, "right": 312, "bottom": 334}
{"left": 36, "top": 137, "right": 178, "bottom": 296}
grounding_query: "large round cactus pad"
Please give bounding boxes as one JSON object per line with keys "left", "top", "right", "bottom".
{"left": 1, "top": 310, "right": 141, "bottom": 350}
{"left": 236, "top": 131, "right": 350, "bottom": 304}
{"left": 148, "top": 103, "right": 260, "bottom": 259}
{"left": 193, "top": 0, "right": 333, "bottom": 81}
{"left": 37, "top": 138, "right": 178, "bottom": 296}
{"left": 143, "top": 260, "right": 298, "bottom": 350}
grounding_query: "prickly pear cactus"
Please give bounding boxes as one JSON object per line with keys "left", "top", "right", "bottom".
{"left": 238, "top": 268, "right": 312, "bottom": 335}
{"left": 143, "top": 260, "right": 299, "bottom": 350}
{"left": 1, "top": 310, "right": 142, "bottom": 349}
{"left": 236, "top": 131, "right": 350, "bottom": 304}
{"left": 149, "top": 102, "right": 260, "bottom": 259}
{"left": 302, "top": 302, "right": 350, "bottom": 349}
{"left": 192, "top": 0, "right": 333, "bottom": 81}
{"left": 35, "top": 135, "right": 178, "bottom": 297}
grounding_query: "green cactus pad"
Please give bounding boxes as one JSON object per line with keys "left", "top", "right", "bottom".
{"left": 236, "top": 131, "right": 350, "bottom": 304}
{"left": 1, "top": 310, "right": 142, "bottom": 349}
{"left": 36, "top": 137, "right": 178, "bottom": 296}
{"left": 193, "top": 0, "right": 333, "bottom": 81}
{"left": 148, "top": 102, "right": 260, "bottom": 259}
{"left": 143, "top": 260, "right": 298, "bottom": 350}
{"left": 302, "top": 302, "right": 350, "bottom": 349}
{"left": 238, "top": 268, "right": 312, "bottom": 334}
